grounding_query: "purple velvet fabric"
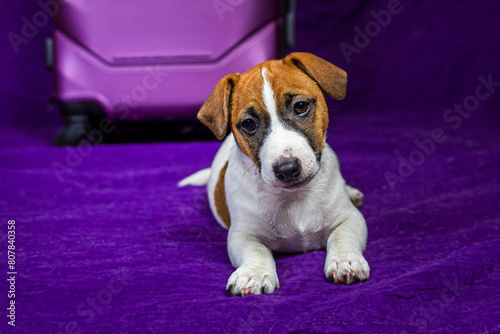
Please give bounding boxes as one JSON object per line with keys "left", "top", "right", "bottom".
{"left": 1, "top": 1, "right": 500, "bottom": 333}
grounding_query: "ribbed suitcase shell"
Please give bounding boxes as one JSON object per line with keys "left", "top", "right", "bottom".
{"left": 52, "top": 0, "right": 285, "bottom": 123}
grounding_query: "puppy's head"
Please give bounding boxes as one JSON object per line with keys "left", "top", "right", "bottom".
{"left": 198, "top": 52, "right": 347, "bottom": 190}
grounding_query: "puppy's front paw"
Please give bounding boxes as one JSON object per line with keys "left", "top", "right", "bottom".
{"left": 325, "top": 252, "right": 370, "bottom": 285}
{"left": 226, "top": 266, "right": 279, "bottom": 296}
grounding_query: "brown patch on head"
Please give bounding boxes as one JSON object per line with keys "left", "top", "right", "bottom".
{"left": 198, "top": 73, "right": 240, "bottom": 140}
{"left": 229, "top": 66, "right": 271, "bottom": 169}
{"left": 214, "top": 161, "right": 230, "bottom": 228}
{"left": 283, "top": 52, "right": 347, "bottom": 100}
{"left": 199, "top": 52, "right": 347, "bottom": 168}
{"left": 261, "top": 59, "right": 332, "bottom": 153}
{"left": 257, "top": 53, "right": 347, "bottom": 154}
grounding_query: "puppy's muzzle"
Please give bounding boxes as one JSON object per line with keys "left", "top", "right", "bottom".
{"left": 273, "top": 158, "right": 302, "bottom": 184}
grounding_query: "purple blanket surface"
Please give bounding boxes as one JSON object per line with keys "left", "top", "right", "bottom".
{"left": 1, "top": 1, "right": 500, "bottom": 333}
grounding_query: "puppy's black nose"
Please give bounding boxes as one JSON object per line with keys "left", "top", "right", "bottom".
{"left": 273, "top": 158, "right": 301, "bottom": 183}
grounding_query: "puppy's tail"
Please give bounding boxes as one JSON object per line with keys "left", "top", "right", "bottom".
{"left": 177, "top": 168, "right": 211, "bottom": 187}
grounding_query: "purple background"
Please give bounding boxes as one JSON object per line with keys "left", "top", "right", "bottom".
{"left": 1, "top": 0, "right": 500, "bottom": 333}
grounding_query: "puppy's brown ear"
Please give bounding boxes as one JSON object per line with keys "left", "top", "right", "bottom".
{"left": 198, "top": 73, "right": 240, "bottom": 140}
{"left": 284, "top": 52, "right": 347, "bottom": 100}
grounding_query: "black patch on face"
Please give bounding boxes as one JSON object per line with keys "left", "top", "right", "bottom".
{"left": 234, "top": 106, "right": 271, "bottom": 171}
{"left": 278, "top": 93, "right": 322, "bottom": 161}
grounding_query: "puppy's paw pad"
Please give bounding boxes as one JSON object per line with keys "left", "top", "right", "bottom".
{"left": 226, "top": 267, "right": 279, "bottom": 296}
{"left": 346, "top": 185, "right": 364, "bottom": 207}
{"left": 325, "top": 252, "right": 370, "bottom": 285}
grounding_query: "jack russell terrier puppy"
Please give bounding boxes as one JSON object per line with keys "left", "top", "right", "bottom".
{"left": 179, "top": 52, "right": 369, "bottom": 296}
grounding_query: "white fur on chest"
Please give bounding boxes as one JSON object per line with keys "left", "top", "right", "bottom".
{"left": 257, "top": 189, "right": 333, "bottom": 252}
{"left": 223, "top": 138, "right": 352, "bottom": 253}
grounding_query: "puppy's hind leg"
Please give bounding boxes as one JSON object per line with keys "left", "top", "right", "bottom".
{"left": 346, "top": 185, "right": 364, "bottom": 208}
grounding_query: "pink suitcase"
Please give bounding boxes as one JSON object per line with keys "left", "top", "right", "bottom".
{"left": 48, "top": 0, "right": 295, "bottom": 145}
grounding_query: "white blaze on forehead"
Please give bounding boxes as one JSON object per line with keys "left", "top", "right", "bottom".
{"left": 261, "top": 67, "right": 283, "bottom": 131}
{"left": 259, "top": 67, "right": 320, "bottom": 189}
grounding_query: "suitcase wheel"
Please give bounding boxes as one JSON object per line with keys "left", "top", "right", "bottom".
{"left": 54, "top": 102, "right": 108, "bottom": 146}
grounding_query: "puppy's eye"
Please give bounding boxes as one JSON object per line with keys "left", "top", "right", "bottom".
{"left": 294, "top": 101, "right": 310, "bottom": 115}
{"left": 240, "top": 119, "right": 257, "bottom": 134}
